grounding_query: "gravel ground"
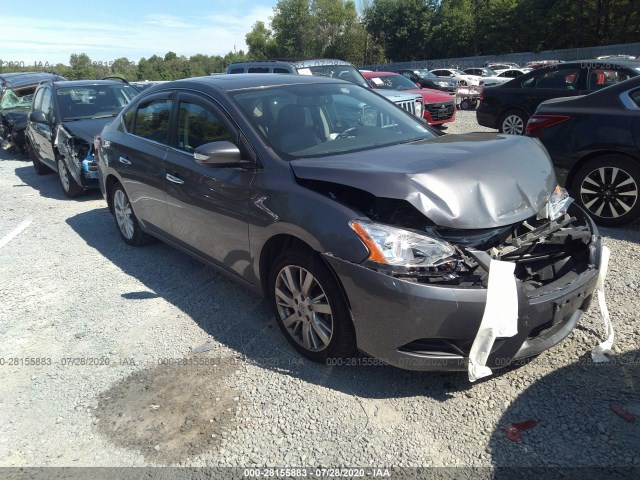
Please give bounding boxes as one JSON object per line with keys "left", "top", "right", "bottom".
{"left": 0, "top": 112, "right": 638, "bottom": 475}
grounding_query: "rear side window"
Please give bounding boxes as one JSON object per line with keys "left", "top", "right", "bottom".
{"left": 133, "top": 98, "right": 172, "bottom": 144}
{"left": 273, "top": 68, "right": 291, "bottom": 73}
{"left": 533, "top": 68, "right": 581, "bottom": 89}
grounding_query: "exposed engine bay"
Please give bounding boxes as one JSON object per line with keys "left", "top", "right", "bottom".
{"left": 299, "top": 178, "right": 595, "bottom": 289}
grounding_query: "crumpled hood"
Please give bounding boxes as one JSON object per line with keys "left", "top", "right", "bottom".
{"left": 290, "top": 133, "right": 556, "bottom": 229}
{"left": 62, "top": 117, "right": 115, "bottom": 143}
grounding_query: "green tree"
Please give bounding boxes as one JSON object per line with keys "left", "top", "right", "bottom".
{"left": 364, "top": 0, "right": 435, "bottom": 62}
{"left": 271, "top": 0, "right": 314, "bottom": 57}
{"left": 69, "top": 53, "right": 93, "bottom": 79}
{"left": 246, "top": 21, "right": 278, "bottom": 59}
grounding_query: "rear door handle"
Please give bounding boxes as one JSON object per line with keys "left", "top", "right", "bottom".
{"left": 166, "top": 173, "right": 184, "bottom": 185}
{"left": 119, "top": 156, "right": 131, "bottom": 165}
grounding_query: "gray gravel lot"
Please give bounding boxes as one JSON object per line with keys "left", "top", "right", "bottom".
{"left": 0, "top": 110, "right": 638, "bottom": 473}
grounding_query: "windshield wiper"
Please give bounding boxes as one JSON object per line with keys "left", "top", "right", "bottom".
{"left": 91, "top": 113, "right": 118, "bottom": 119}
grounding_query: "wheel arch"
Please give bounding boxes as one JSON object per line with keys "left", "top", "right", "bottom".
{"left": 565, "top": 150, "right": 640, "bottom": 194}
{"left": 258, "top": 234, "right": 353, "bottom": 311}
{"left": 104, "top": 174, "right": 121, "bottom": 214}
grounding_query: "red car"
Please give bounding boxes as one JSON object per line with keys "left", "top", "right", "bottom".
{"left": 362, "top": 71, "right": 456, "bottom": 126}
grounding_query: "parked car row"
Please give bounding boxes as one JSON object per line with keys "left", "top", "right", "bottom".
{"left": 227, "top": 59, "right": 426, "bottom": 121}
{"left": 477, "top": 58, "right": 640, "bottom": 226}
{"left": 5, "top": 63, "right": 604, "bottom": 374}
{"left": 362, "top": 71, "right": 456, "bottom": 127}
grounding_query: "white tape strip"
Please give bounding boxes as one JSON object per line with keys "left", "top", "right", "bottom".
{"left": 468, "top": 259, "right": 519, "bottom": 382}
{"left": 591, "top": 245, "right": 613, "bottom": 363}
{"left": 0, "top": 217, "right": 33, "bottom": 249}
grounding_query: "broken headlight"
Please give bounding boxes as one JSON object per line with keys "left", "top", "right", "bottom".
{"left": 350, "top": 220, "right": 455, "bottom": 267}
{"left": 539, "top": 185, "right": 573, "bottom": 221}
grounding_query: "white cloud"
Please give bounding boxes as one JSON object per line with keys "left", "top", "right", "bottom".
{"left": 0, "top": 5, "right": 274, "bottom": 66}
{"left": 144, "top": 14, "right": 196, "bottom": 29}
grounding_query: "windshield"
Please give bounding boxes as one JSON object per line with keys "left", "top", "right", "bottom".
{"left": 232, "top": 83, "right": 434, "bottom": 159}
{"left": 56, "top": 84, "right": 139, "bottom": 121}
{"left": 451, "top": 70, "right": 467, "bottom": 76}
{"left": 0, "top": 86, "right": 37, "bottom": 111}
{"left": 367, "top": 74, "right": 418, "bottom": 91}
{"left": 296, "top": 64, "right": 370, "bottom": 88}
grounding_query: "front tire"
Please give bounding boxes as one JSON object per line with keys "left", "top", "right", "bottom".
{"left": 111, "top": 183, "right": 155, "bottom": 246}
{"left": 570, "top": 155, "right": 640, "bottom": 227}
{"left": 499, "top": 110, "right": 528, "bottom": 135}
{"left": 268, "top": 248, "right": 355, "bottom": 363}
{"left": 57, "top": 158, "right": 83, "bottom": 197}
{"left": 28, "top": 141, "right": 51, "bottom": 176}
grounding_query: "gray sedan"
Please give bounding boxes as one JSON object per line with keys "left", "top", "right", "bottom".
{"left": 95, "top": 74, "right": 602, "bottom": 372}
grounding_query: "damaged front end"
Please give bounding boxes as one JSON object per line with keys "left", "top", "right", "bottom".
{"left": 55, "top": 126, "right": 99, "bottom": 185}
{"left": 314, "top": 179, "right": 602, "bottom": 371}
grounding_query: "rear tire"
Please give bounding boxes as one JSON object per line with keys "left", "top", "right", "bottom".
{"left": 570, "top": 155, "right": 640, "bottom": 227}
{"left": 111, "top": 183, "right": 155, "bottom": 246}
{"left": 499, "top": 109, "right": 528, "bottom": 135}
{"left": 268, "top": 247, "right": 355, "bottom": 363}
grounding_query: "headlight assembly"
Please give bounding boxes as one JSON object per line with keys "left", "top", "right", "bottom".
{"left": 350, "top": 220, "right": 456, "bottom": 268}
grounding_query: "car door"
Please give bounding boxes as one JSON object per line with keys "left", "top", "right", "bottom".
{"left": 113, "top": 92, "right": 174, "bottom": 234}
{"left": 521, "top": 65, "right": 586, "bottom": 114}
{"left": 29, "top": 86, "right": 56, "bottom": 169}
{"left": 163, "top": 91, "right": 254, "bottom": 280}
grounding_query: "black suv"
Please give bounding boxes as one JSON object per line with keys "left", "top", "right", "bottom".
{"left": 0, "top": 72, "right": 65, "bottom": 151}
{"left": 26, "top": 79, "right": 139, "bottom": 197}
{"left": 477, "top": 59, "right": 640, "bottom": 135}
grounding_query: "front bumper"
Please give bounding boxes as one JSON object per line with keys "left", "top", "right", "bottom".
{"left": 324, "top": 225, "right": 602, "bottom": 372}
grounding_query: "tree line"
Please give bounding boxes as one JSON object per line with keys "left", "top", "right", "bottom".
{"left": 1, "top": 0, "right": 638, "bottom": 80}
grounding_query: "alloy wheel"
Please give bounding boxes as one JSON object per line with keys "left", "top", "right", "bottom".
{"left": 502, "top": 114, "right": 525, "bottom": 135}
{"left": 274, "top": 265, "right": 333, "bottom": 352}
{"left": 113, "top": 189, "right": 135, "bottom": 240}
{"left": 580, "top": 166, "right": 638, "bottom": 220}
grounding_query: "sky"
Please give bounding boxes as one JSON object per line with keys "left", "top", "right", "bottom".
{"left": 0, "top": 0, "right": 277, "bottom": 66}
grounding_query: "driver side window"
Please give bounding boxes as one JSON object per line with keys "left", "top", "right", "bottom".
{"left": 175, "top": 101, "right": 232, "bottom": 153}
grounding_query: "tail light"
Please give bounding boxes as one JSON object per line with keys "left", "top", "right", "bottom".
{"left": 526, "top": 114, "right": 571, "bottom": 137}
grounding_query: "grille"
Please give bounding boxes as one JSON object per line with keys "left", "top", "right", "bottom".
{"left": 394, "top": 99, "right": 422, "bottom": 117}
{"left": 426, "top": 101, "right": 455, "bottom": 120}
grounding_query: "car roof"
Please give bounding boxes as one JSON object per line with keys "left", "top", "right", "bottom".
{"left": 0, "top": 72, "right": 65, "bottom": 88}
{"left": 363, "top": 71, "right": 399, "bottom": 76}
{"left": 227, "top": 58, "right": 353, "bottom": 68}
{"left": 141, "top": 73, "right": 350, "bottom": 94}
{"left": 50, "top": 79, "right": 133, "bottom": 88}
{"left": 561, "top": 58, "right": 640, "bottom": 68}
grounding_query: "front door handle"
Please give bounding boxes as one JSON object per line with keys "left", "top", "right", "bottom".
{"left": 166, "top": 173, "right": 184, "bottom": 185}
{"left": 119, "top": 156, "right": 131, "bottom": 165}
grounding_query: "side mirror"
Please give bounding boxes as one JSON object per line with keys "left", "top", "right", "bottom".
{"left": 193, "top": 141, "right": 250, "bottom": 167}
{"left": 29, "top": 111, "right": 47, "bottom": 124}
